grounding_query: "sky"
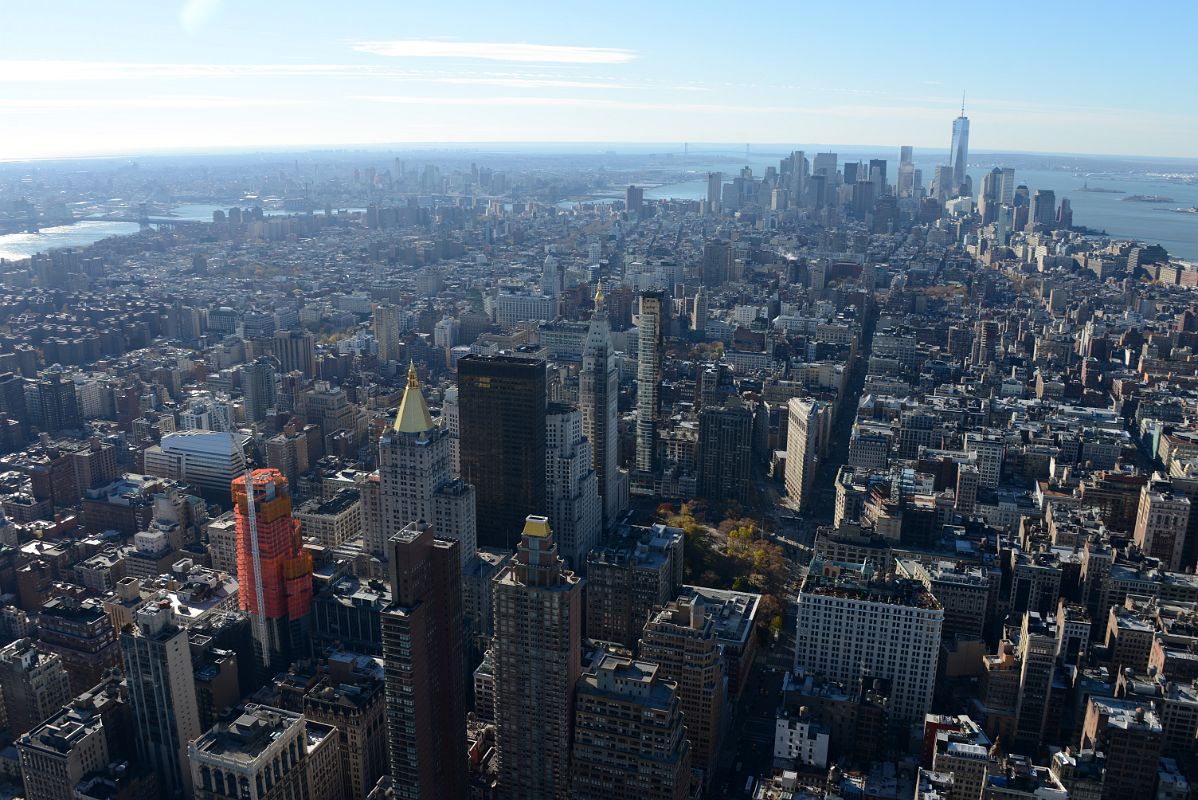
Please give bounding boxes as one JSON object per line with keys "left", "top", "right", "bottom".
{"left": 2, "top": 0, "right": 1196, "bottom": 160}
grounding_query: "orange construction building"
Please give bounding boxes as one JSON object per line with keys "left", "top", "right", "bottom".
{"left": 232, "top": 468, "right": 313, "bottom": 671}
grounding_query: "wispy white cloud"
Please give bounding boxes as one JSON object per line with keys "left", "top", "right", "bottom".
{"left": 0, "top": 95, "right": 304, "bottom": 113}
{"left": 0, "top": 60, "right": 698, "bottom": 90}
{"left": 351, "top": 40, "right": 637, "bottom": 64}
{"left": 0, "top": 61, "right": 375, "bottom": 81}
{"left": 180, "top": 0, "right": 223, "bottom": 34}
{"left": 355, "top": 95, "right": 802, "bottom": 114}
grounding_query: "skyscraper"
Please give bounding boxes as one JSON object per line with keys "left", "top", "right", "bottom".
{"left": 639, "top": 596, "right": 725, "bottom": 771}
{"left": 897, "top": 146, "right": 915, "bottom": 198}
{"left": 625, "top": 185, "right": 644, "bottom": 220}
{"left": 785, "top": 398, "right": 829, "bottom": 513}
{"left": 373, "top": 303, "right": 404, "bottom": 364}
{"left": 869, "top": 158, "right": 887, "bottom": 195}
{"left": 634, "top": 290, "right": 665, "bottom": 492}
{"left": 812, "top": 152, "right": 838, "bottom": 180}
{"left": 697, "top": 402, "right": 754, "bottom": 505}
{"left": 579, "top": 284, "right": 623, "bottom": 528}
{"left": 795, "top": 559, "right": 943, "bottom": 721}
{"left": 700, "top": 240, "right": 731, "bottom": 287}
{"left": 120, "top": 599, "right": 202, "bottom": 797}
{"left": 570, "top": 654, "right": 691, "bottom": 800}
{"left": 1032, "top": 189, "right": 1057, "bottom": 229}
{"left": 950, "top": 101, "right": 970, "bottom": 196}
{"left": 272, "top": 329, "right": 316, "bottom": 376}
{"left": 0, "top": 639, "right": 72, "bottom": 736}
{"left": 232, "top": 468, "right": 313, "bottom": 674}
{"left": 545, "top": 402, "right": 602, "bottom": 570}
{"left": 1012, "top": 612, "right": 1057, "bottom": 751}
{"left": 381, "top": 521, "right": 466, "bottom": 799}
{"left": 374, "top": 363, "right": 477, "bottom": 565}
{"left": 458, "top": 355, "right": 547, "bottom": 549}
{"left": 706, "top": 172, "right": 722, "bottom": 211}
{"left": 585, "top": 523, "right": 684, "bottom": 648}
{"left": 493, "top": 516, "right": 582, "bottom": 800}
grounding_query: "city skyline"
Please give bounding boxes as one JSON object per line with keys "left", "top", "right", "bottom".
{"left": 3, "top": 0, "right": 1196, "bottom": 160}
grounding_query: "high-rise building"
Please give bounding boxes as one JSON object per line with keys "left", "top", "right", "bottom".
{"left": 795, "top": 559, "right": 943, "bottom": 721}
{"left": 869, "top": 158, "right": 887, "bottom": 195}
{"left": 570, "top": 654, "right": 691, "bottom": 800}
{"left": 273, "top": 329, "right": 316, "bottom": 376}
{"left": 634, "top": 290, "right": 665, "bottom": 489}
{"left": 542, "top": 254, "right": 562, "bottom": 298}
{"left": 232, "top": 468, "right": 313, "bottom": 674}
{"left": 785, "top": 398, "right": 829, "bottom": 513}
{"left": 458, "top": 355, "right": 547, "bottom": 549}
{"left": 17, "top": 703, "right": 110, "bottom": 800}
{"left": 639, "top": 595, "right": 725, "bottom": 772}
{"left": 812, "top": 152, "right": 838, "bottom": 180}
{"left": 999, "top": 167, "right": 1017, "bottom": 204}
{"left": 190, "top": 704, "right": 342, "bottom": 800}
{"left": 1032, "top": 190, "right": 1057, "bottom": 230}
{"left": 373, "top": 303, "right": 404, "bottom": 364}
{"left": 381, "top": 521, "right": 466, "bottom": 799}
{"left": 241, "top": 356, "right": 277, "bottom": 424}
{"left": 956, "top": 463, "right": 980, "bottom": 517}
{"left": 706, "top": 172, "right": 722, "bottom": 211}
{"left": 1133, "top": 480, "right": 1191, "bottom": 571}
{"left": 697, "top": 401, "right": 753, "bottom": 505}
{"left": 932, "top": 164, "right": 957, "bottom": 200}
{"left": 841, "top": 161, "right": 859, "bottom": 186}
{"left": 980, "top": 167, "right": 1004, "bottom": 224}
{"left": 493, "top": 516, "right": 582, "bottom": 800}
{"left": 545, "top": 403, "right": 602, "bottom": 570}
{"left": 0, "top": 638, "right": 73, "bottom": 736}
{"left": 143, "top": 430, "right": 248, "bottom": 500}
{"left": 950, "top": 104, "right": 970, "bottom": 196}
{"left": 1057, "top": 197, "right": 1073, "bottom": 229}
{"left": 1012, "top": 612, "right": 1057, "bottom": 751}
{"left": 586, "top": 523, "right": 684, "bottom": 648}
{"left": 579, "top": 284, "right": 623, "bottom": 528}
{"left": 898, "top": 146, "right": 915, "bottom": 198}
{"left": 700, "top": 240, "right": 731, "bottom": 287}
{"left": 36, "top": 595, "right": 121, "bottom": 694}
{"left": 964, "top": 431, "right": 1004, "bottom": 489}
{"left": 625, "top": 185, "right": 644, "bottom": 220}
{"left": 374, "top": 363, "right": 477, "bottom": 564}
{"left": 265, "top": 427, "right": 309, "bottom": 490}
{"left": 303, "top": 660, "right": 387, "bottom": 800}
{"left": 29, "top": 369, "right": 82, "bottom": 435}
{"left": 120, "top": 599, "right": 202, "bottom": 797}
{"left": 1080, "top": 697, "right": 1163, "bottom": 800}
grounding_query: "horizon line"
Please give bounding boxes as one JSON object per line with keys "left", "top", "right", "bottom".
{"left": 4, "top": 140, "right": 1198, "bottom": 165}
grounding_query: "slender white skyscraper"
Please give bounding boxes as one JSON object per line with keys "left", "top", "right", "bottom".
{"left": 579, "top": 284, "right": 622, "bottom": 526}
{"left": 950, "top": 96, "right": 970, "bottom": 196}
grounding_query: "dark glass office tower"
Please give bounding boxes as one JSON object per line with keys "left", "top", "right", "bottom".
{"left": 458, "top": 354, "right": 547, "bottom": 549}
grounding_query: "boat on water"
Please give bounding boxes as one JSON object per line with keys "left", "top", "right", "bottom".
{"left": 1123, "top": 194, "right": 1176, "bottom": 203}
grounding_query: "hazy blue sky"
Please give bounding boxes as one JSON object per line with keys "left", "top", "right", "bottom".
{"left": 3, "top": 0, "right": 1195, "bottom": 160}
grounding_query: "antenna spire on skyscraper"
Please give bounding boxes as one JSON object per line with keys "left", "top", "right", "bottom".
{"left": 961, "top": 90, "right": 966, "bottom": 117}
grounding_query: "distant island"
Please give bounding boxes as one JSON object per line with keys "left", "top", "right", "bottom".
{"left": 1123, "top": 194, "right": 1176, "bottom": 203}
{"left": 1079, "top": 183, "right": 1125, "bottom": 193}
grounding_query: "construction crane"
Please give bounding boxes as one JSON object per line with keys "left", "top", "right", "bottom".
{"left": 243, "top": 468, "right": 271, "bottom": 668}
